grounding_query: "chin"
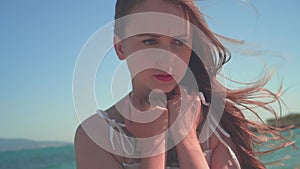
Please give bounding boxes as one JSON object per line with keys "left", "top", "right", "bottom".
{"left": 150, "top": 84, "right": 177, "bottom": 94}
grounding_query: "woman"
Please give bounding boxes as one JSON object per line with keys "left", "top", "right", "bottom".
{"left": 75, "top": 0, "right": 293, "bottom": 168}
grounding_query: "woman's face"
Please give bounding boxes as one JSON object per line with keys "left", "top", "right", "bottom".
{"left": 115, "top": 0, "right": 192, "bottom": 93}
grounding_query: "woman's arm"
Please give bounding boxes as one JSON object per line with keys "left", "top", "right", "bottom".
{"left": 176, "top": 130, "right": 241, "bottom": 169}
{"left": 176, "top": 131, "right": 210, "bottom": 169}
{"left": 140, "top": 153, "right": 166, "bottom": 169}
{"left": 75, "top": 125, "right": 123, "bottom": 169}
{"left": 210, "top": 136, "right": 241, "bottom": 169}
{"left": 168, "top": 86, "right": 209, "bottom": 169}
{"left": 168, "top": 86, "right": 240, "bottom": 169}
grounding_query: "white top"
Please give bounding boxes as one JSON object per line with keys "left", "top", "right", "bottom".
{"left": 97, "top": 91, "right": 241, "bottom": 169}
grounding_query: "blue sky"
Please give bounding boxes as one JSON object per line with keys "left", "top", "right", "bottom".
{"left": 0, "top": 0, "right": 299, "bottom": 142}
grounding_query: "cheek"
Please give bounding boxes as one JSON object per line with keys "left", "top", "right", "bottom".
{"left": 178, "top": 47, "right": 192, "bottom": 65}
{"left": 122, "top": 43, "right": 134, "bottom": 56}
{"left": 122, "top": 39, "right": 141, "bottom": 56}
{"left": 172, "top": 48, "right": 192, "bottom": 80}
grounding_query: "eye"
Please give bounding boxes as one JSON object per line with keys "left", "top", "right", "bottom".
{"left": 142, "top": 39, "right": 157, "bottom": 45}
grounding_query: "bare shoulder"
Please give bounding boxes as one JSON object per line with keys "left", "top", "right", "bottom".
{"left": 74, "top": 114, "right": 123, "bottom": 169}
{"left": 74, "top": 114, "right": 99, "bottom": 146}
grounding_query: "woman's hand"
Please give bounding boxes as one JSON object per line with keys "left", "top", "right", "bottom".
{"left": 167, "top": 85, "right": 203, "bottom": 142}
{"left": 167, "top": 85, "right": 210, "bottom": 169}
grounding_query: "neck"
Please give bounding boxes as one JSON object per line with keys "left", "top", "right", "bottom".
{"left": 131, "top": 81, "right": 151, "bottom": 106}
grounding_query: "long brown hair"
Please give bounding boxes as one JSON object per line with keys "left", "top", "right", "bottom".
{"left": 114, "top": 0, "right": 295, "bottom": 168}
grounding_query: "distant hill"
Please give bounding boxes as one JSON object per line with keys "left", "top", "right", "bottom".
{"left": 0, "top": 138, "right": 72, "bottom": 151}
{"left": 266, "top": 113, "right": 300, "bottom": 128}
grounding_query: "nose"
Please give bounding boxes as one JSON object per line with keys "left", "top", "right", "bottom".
{"left": 156, "top": 48, "right": 176, "bottom": 73}
{"left": 155, "top": 38, "right": 179, "bottom": 73}
{"left": 160, "top": 39, "right": 177, "bottom": 55}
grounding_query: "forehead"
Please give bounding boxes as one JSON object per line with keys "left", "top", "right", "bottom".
{"left": 122, "top": 0, "right": 191, "bottom": 38}
{"left": 131, "top": 0, "right": 186, "bottom": 17}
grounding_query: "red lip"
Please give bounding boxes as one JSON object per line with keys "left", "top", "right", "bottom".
{"left": 154, "top": 74, "right": 174, "bottom": 82}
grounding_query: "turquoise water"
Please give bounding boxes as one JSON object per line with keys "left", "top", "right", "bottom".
{"left": 261, "top": 128, "right": 300, "bottom": 169}
{"left": 0, "top": 128, "right": 299, "bottom": 169}
{"left": 0, "top": 145, "right": 75, "bottom": 169}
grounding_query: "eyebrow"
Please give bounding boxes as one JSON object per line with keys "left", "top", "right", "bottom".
{"left": 175, "top": 34, "right": 189, "bottom": 39}
{"left": 136, "top": 33, "right": 161, "bottom": 37}
{"left": 136, "top": 33, "right": 189, "bottom": 39}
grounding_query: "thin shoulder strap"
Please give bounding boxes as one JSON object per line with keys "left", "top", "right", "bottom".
{"left": 97, "top": 110, "right": 134, "bottom": 155}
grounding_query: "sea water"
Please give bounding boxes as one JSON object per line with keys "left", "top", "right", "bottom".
{"left": 0, "top": 128, "right": 299, "bottom": 169}
{"left": 261, "top": 128, "right": 300, "bottom": 169}
{"left": 0, "top": 145, "right": 75, "bottom": 169}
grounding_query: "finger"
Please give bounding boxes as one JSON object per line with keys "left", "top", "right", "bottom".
{"left": 166, "top": 86, "right": 178, "bottom": 102}
{"left": 172, "top": 85, "right": 181, "bottom": 96}
{"left": 167, "top": 95, "right": 181, "bottom": 107}
{"left": 190, "top": 89, "right": 201, "bottom": 102}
